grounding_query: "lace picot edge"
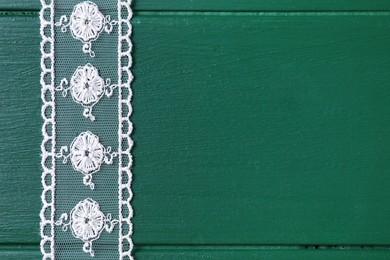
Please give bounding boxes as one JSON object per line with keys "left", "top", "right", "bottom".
{"left": 40, "top": 0, "right": 56, "bottom": 259}
{"left": 117, "top": 1, "right": 134, "bottom": 259}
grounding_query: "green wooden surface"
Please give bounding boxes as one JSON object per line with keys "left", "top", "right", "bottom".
{"left": 0, "top": 14, "right": 41, "bottom": 244}
{"left": 133, "top": 12, "right": 390, "bottom": 245}
{"left": 3, "top": 1, "right": 390, "bottom": 11}
{"left": 2, "top": 246, "right": 390, "bottom": 260}
{"left": 1, "top": 2, "right": 390, "bottom": 259}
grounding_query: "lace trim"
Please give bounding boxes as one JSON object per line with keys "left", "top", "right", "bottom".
{"left": 40, "top": 0, "right": 56, "bottom": 259}
{"left": 40, "top": 0, "right": 134, "bottom": 259}
{"left": 118, "top": 1, "right": 134, "bottom": 258}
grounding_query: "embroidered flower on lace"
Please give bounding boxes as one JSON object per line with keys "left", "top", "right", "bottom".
{"left": 71, "top": 64, "right": 105, "bottom": 105}
{"left": 56, "top": 63, "right": 118, "bottom": 121}
{"left": 56, "top": 131, "right": 117, "bottom": 189}
{"left": 55, "top": 198, "right": 118, "bottom": 257}
{"left": 71, "top": 2, "right": 104, "bottom": 42}
{"left": 55, "top": 1, "right": 117, "bottom": 57}
{"left": 70, "top": 131, "right": 104, "bottom": 175}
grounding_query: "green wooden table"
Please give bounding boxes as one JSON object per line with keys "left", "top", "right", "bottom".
{"left": 1, "top": 1, "right": 390, "bottom": 259}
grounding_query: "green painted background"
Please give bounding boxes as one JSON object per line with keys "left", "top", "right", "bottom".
{"left": 0, "top": 1, "right": 390, "bottom": 259}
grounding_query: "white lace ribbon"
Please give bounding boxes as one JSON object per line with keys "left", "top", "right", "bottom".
{"left": 40, "top": 1, "right": 134, "bottom": 259}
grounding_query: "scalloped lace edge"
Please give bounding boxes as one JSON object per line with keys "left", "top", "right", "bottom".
{"left": 40, "top": 0, "right": 56, "bottom": 259}
{"left": 117, "top": 1, "right": 134, "bottom": 259}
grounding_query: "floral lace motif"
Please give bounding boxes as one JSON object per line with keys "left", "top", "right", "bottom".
{"left": 55, "top": 1, "right": 117, "bottom": 57}
{"left": 55, "top": 198, "right": 118, "bottom": 257}
{"left": 56, "top": 131, "right": 117, "bottom": 190}
{"left": 56, "top": 63, "right": 118, "bottom": 121}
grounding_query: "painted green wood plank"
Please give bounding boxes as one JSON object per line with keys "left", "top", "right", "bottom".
{"left": 0, "top": 249, "right": 41, "bottom": 260}
{"left": 133, "top": 0, "right": 390, "bottom": 11}
{"left": 0, "top": 14, "right": 41, "bottom": 244}
{"left": 131, "top": 13, "right": 390, "bottom": 245}
{"left": 1, "top": 13, "right": 390, "bottom": 246}
{"left": 2, "top": 0, "right": 390, "bottom": 12}
{"left": 133, "top": 247, "right": 390, "bottom": 259}
{"left": 0, "top": 247, "right": 41, "bottom": 260}
{"left": 2, "top": 247, "right": 390, "bottom": 260}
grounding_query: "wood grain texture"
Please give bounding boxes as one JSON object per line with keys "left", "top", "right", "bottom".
{"left": 1, "top": 9, "right": 390, "bottom": 260}
{"left": 133, "top": 247, "right": 390, "bottom": 259}
{"left": 1, "top": 246, "right": 390, "bottom": 260}
{"left": 1, "top": 12, "right": 390, "bottom": 247}
{"left": 2, "top": 0, "right": 390, "bottom": 12}
{"left": 0, "top": 247, "right": 41, "bottom": 260}
{"left": 0, "top": 14, "right": 41, "bottom": 244}
{"left": 131, "top": 13, "right": 390, "bottom": 245}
